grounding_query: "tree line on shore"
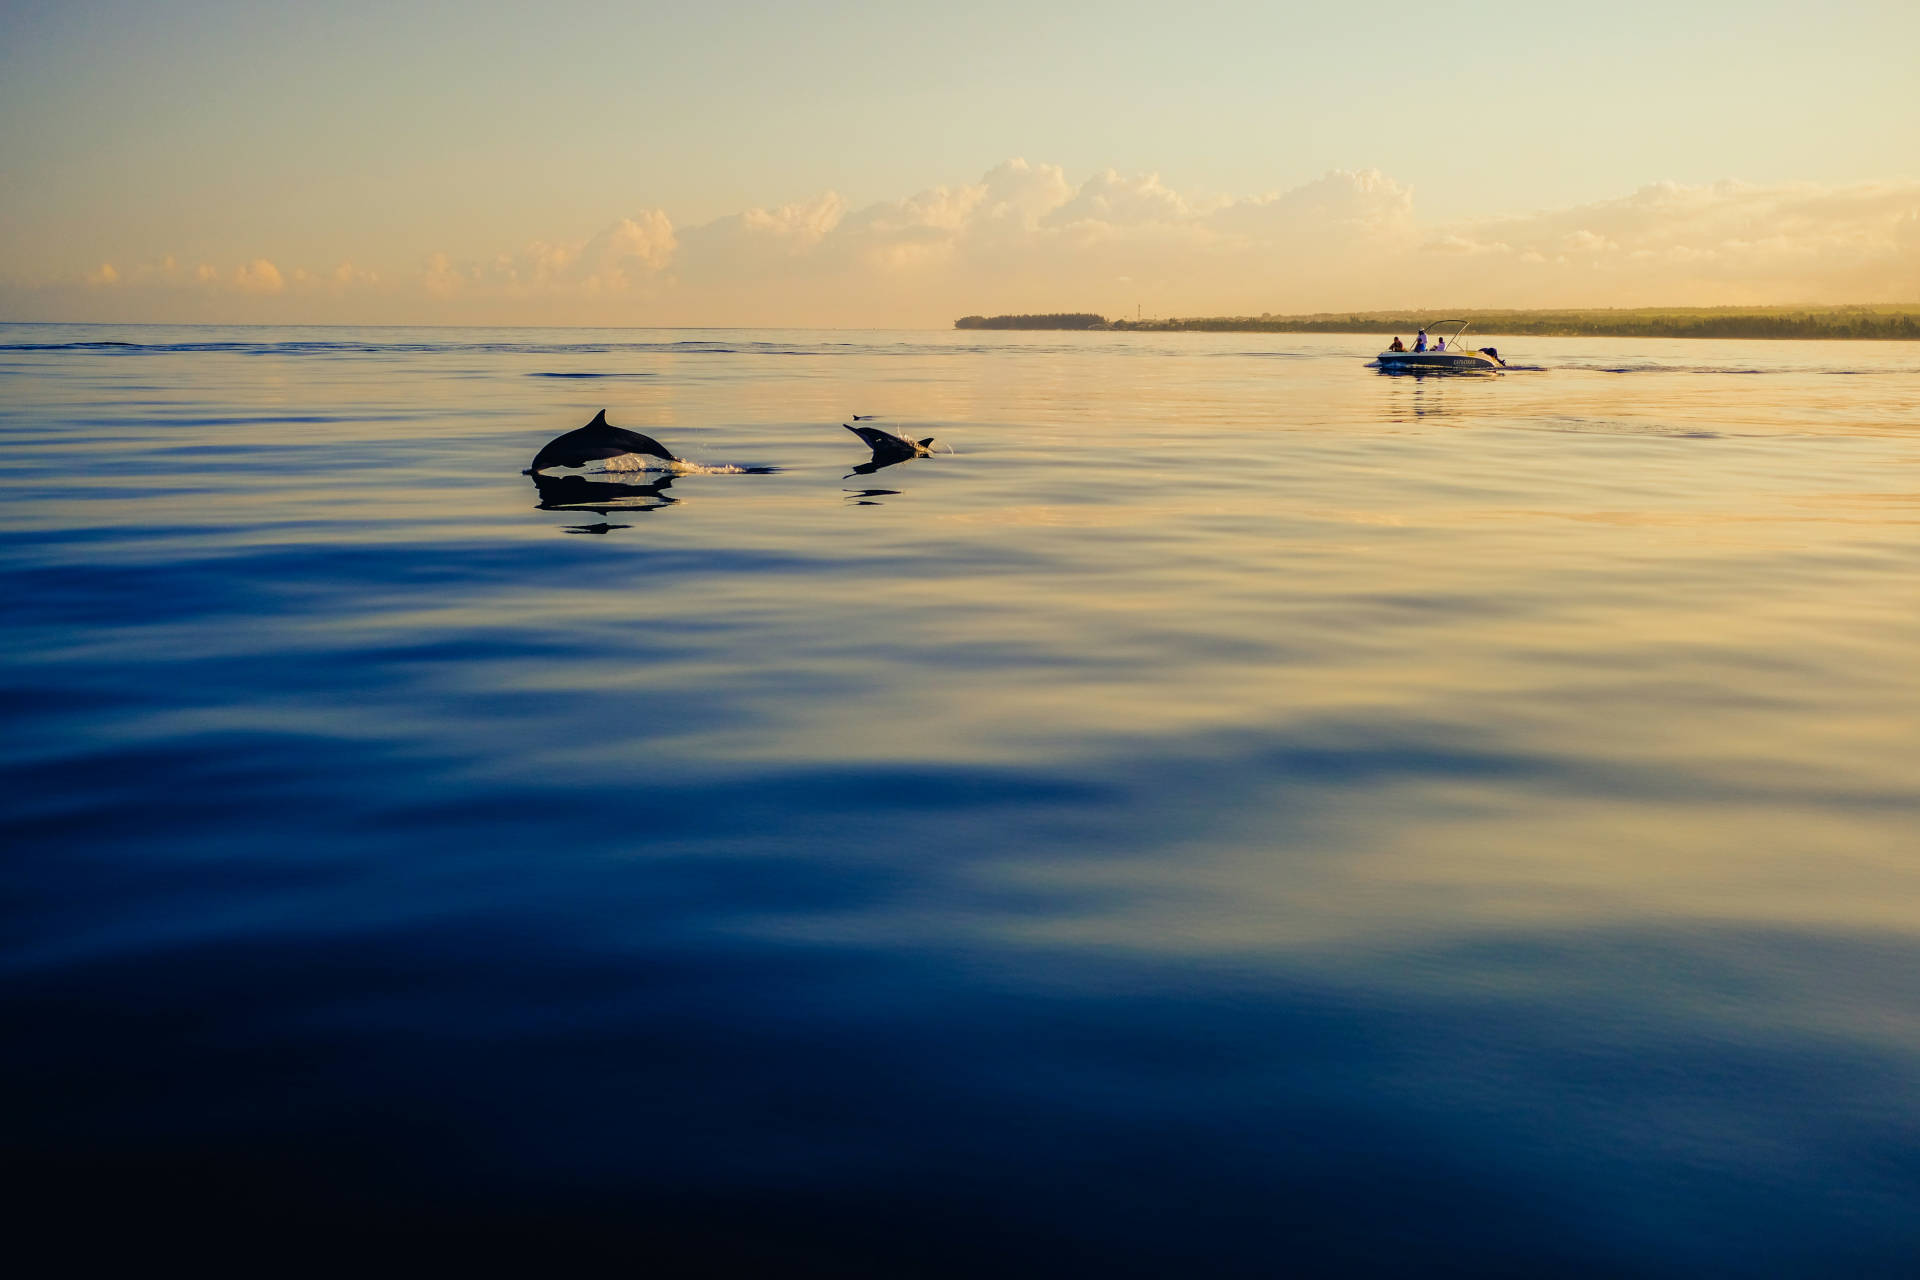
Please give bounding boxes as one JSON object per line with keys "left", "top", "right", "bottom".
{"left": 954, "top": 314, "right": 1106, "bottom": 330}
{"left": 955, "top": 307, "right": 1920, "bottom": 340}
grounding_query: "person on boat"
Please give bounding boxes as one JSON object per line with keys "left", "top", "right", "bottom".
{"left": 1413, "top": 330, "right": 1427, "bottom": 352}
{"left": 1388, "top": 336, "right": 1405, "bottom": 352}
{"left": 1433, "top": 335, "right": 1445, "bottom": 352}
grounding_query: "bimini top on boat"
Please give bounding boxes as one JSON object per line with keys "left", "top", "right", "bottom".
{"left": 1375, "top": 320, "right": 1506, "bottom": 372}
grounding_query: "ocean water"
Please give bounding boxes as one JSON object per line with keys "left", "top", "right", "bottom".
{"left": 3, "top": 323, "right": 1917, "bottom": 1273}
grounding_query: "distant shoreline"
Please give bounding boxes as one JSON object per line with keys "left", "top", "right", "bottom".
{"left": 956, "top": 307, "right": 1920, "bottom": 340}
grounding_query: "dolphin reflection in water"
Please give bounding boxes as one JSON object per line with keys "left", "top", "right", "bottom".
{"left": 530, "top": 472, "right": 678, "bottom": 532}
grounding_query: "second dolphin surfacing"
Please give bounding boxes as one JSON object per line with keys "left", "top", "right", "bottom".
{"left": 526, "top": 411, "right": 677, "bottom": 474}
{"left": 844, "top": 423, "right": 935, "bottom": 466}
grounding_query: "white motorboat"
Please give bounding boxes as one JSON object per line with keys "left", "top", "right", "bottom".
{"left": 1374, "top": 320, "right": 1506, "bottom": 372}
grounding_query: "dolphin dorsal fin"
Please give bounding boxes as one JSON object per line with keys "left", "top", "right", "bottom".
{"left": 587, "top": 410, "right": 608, "bottom": 428}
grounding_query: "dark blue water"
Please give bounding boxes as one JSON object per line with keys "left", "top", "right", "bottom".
{"left": 4, "top": 323, "right": 1918, "bottom": 1273}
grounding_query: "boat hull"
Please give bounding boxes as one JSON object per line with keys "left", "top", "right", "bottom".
{"left": 1375, "top": 350, "right": 1501, "bottom": 372}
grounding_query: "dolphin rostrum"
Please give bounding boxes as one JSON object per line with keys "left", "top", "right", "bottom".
{"left": 526, "top": 410, "right": 677, "bottom": 474}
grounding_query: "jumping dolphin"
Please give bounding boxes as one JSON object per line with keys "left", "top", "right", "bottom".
{"left": 844, "top": 422, "right": 936, "bottom": 465}
{"left": 526, "top": 410, "right": 677, "bottom": 474}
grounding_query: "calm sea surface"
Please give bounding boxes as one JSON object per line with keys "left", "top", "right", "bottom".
{"left": 3, "top": 324, "right": 1917, "bottom": 1272}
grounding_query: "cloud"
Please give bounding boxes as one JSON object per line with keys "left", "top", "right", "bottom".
{"left": 232, "top": 259, "right": 284, "bottom": 293}
{"left": 976, "top": 158, "right": 1076, "bottom": 230}
{"left": 0, "top": 251, "right": 393, "bottom": 321}
{"left": 1415, "top": 179, "right": 1920, "bottom": 306}
{"left": 422, "top": 251, "right": 470, "bottom": 299}
{"left": 1045, "top": 169, "right": 1195, "bottom": 229}
{"left": 667, "top": 164, "right": 1424, "bottom": 321}
{"left": 422, "top": 208, "right": 678, "bottom": 301}
{"left": 291, "top": 262, "right": 380, "bottom": 292}
{"left": 728, "top": 193, "right": 849, "bottom": 252}
{"left": 574, "top": 211, "right": 677, "bottom": 290}
{"left": 82, "top": 253, "right": 365, "bottom": 297}
{"left": 1209, "top": 169, "right": 1415, "bottom": 243}
{"left": 20, "top": 166, "right": 1920, "bottom": 324}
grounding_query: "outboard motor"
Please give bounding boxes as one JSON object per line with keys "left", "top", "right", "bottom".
{"left": 1483, "top": 347, "right": 1500, "bottom": 364}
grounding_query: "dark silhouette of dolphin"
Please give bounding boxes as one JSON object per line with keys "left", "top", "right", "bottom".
{"left": 851, "top": 414, "right": 881, "bottom": 421}
{"left": 526, "top": 410, "right": 677, "bottom": 474}
{"left": 844, "top": 422, "right": 935, "bottom": 465}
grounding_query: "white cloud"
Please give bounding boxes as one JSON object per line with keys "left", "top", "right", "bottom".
{"left": 976, "top": 158, "right": 1075, "bottom": 229}
{"left": 1208, "top": 169, "right": 1415, "bottom": 243}
{"left": 737, "top": 193, "right": 848, "bottom": 250}
{"left": 1420, "top": 178, "right": 1920, "bottom": 306}
{"left": 1045, "top": 169, "right": 1194, "bottom": 229}
{"left": 422, "top": 208, "right": 678, "bottom": 299}
{"left": 1560, "top": 230, "right": 1619, "bottom": 254}
{"left": 25, "top": 167, "right": 1920, "bottom": 324}
{"left": 75, "top": 253, "right": 350, "bottom": 297}
{"left": 575, "top": 211, "right": 677, "bottom": 290}
{"left": 232, "top": 259, "right": 284, "bottom": 294}
{"left": 615, "top": 170, "right": 1920, "bottom": 321}
{"left": 289, "top": 262, "right": 379, "bottom": 293}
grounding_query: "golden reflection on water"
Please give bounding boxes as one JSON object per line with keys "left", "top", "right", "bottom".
{"left": 6, "top": 328, "right": 1917, "bottom": 967}
{"left": 10, "top": 326, "right": 1920, "bottom": 1269}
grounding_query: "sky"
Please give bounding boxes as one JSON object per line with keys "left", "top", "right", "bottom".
{"left": 2, "top": 0, "right": 1916, "bottom": 326}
